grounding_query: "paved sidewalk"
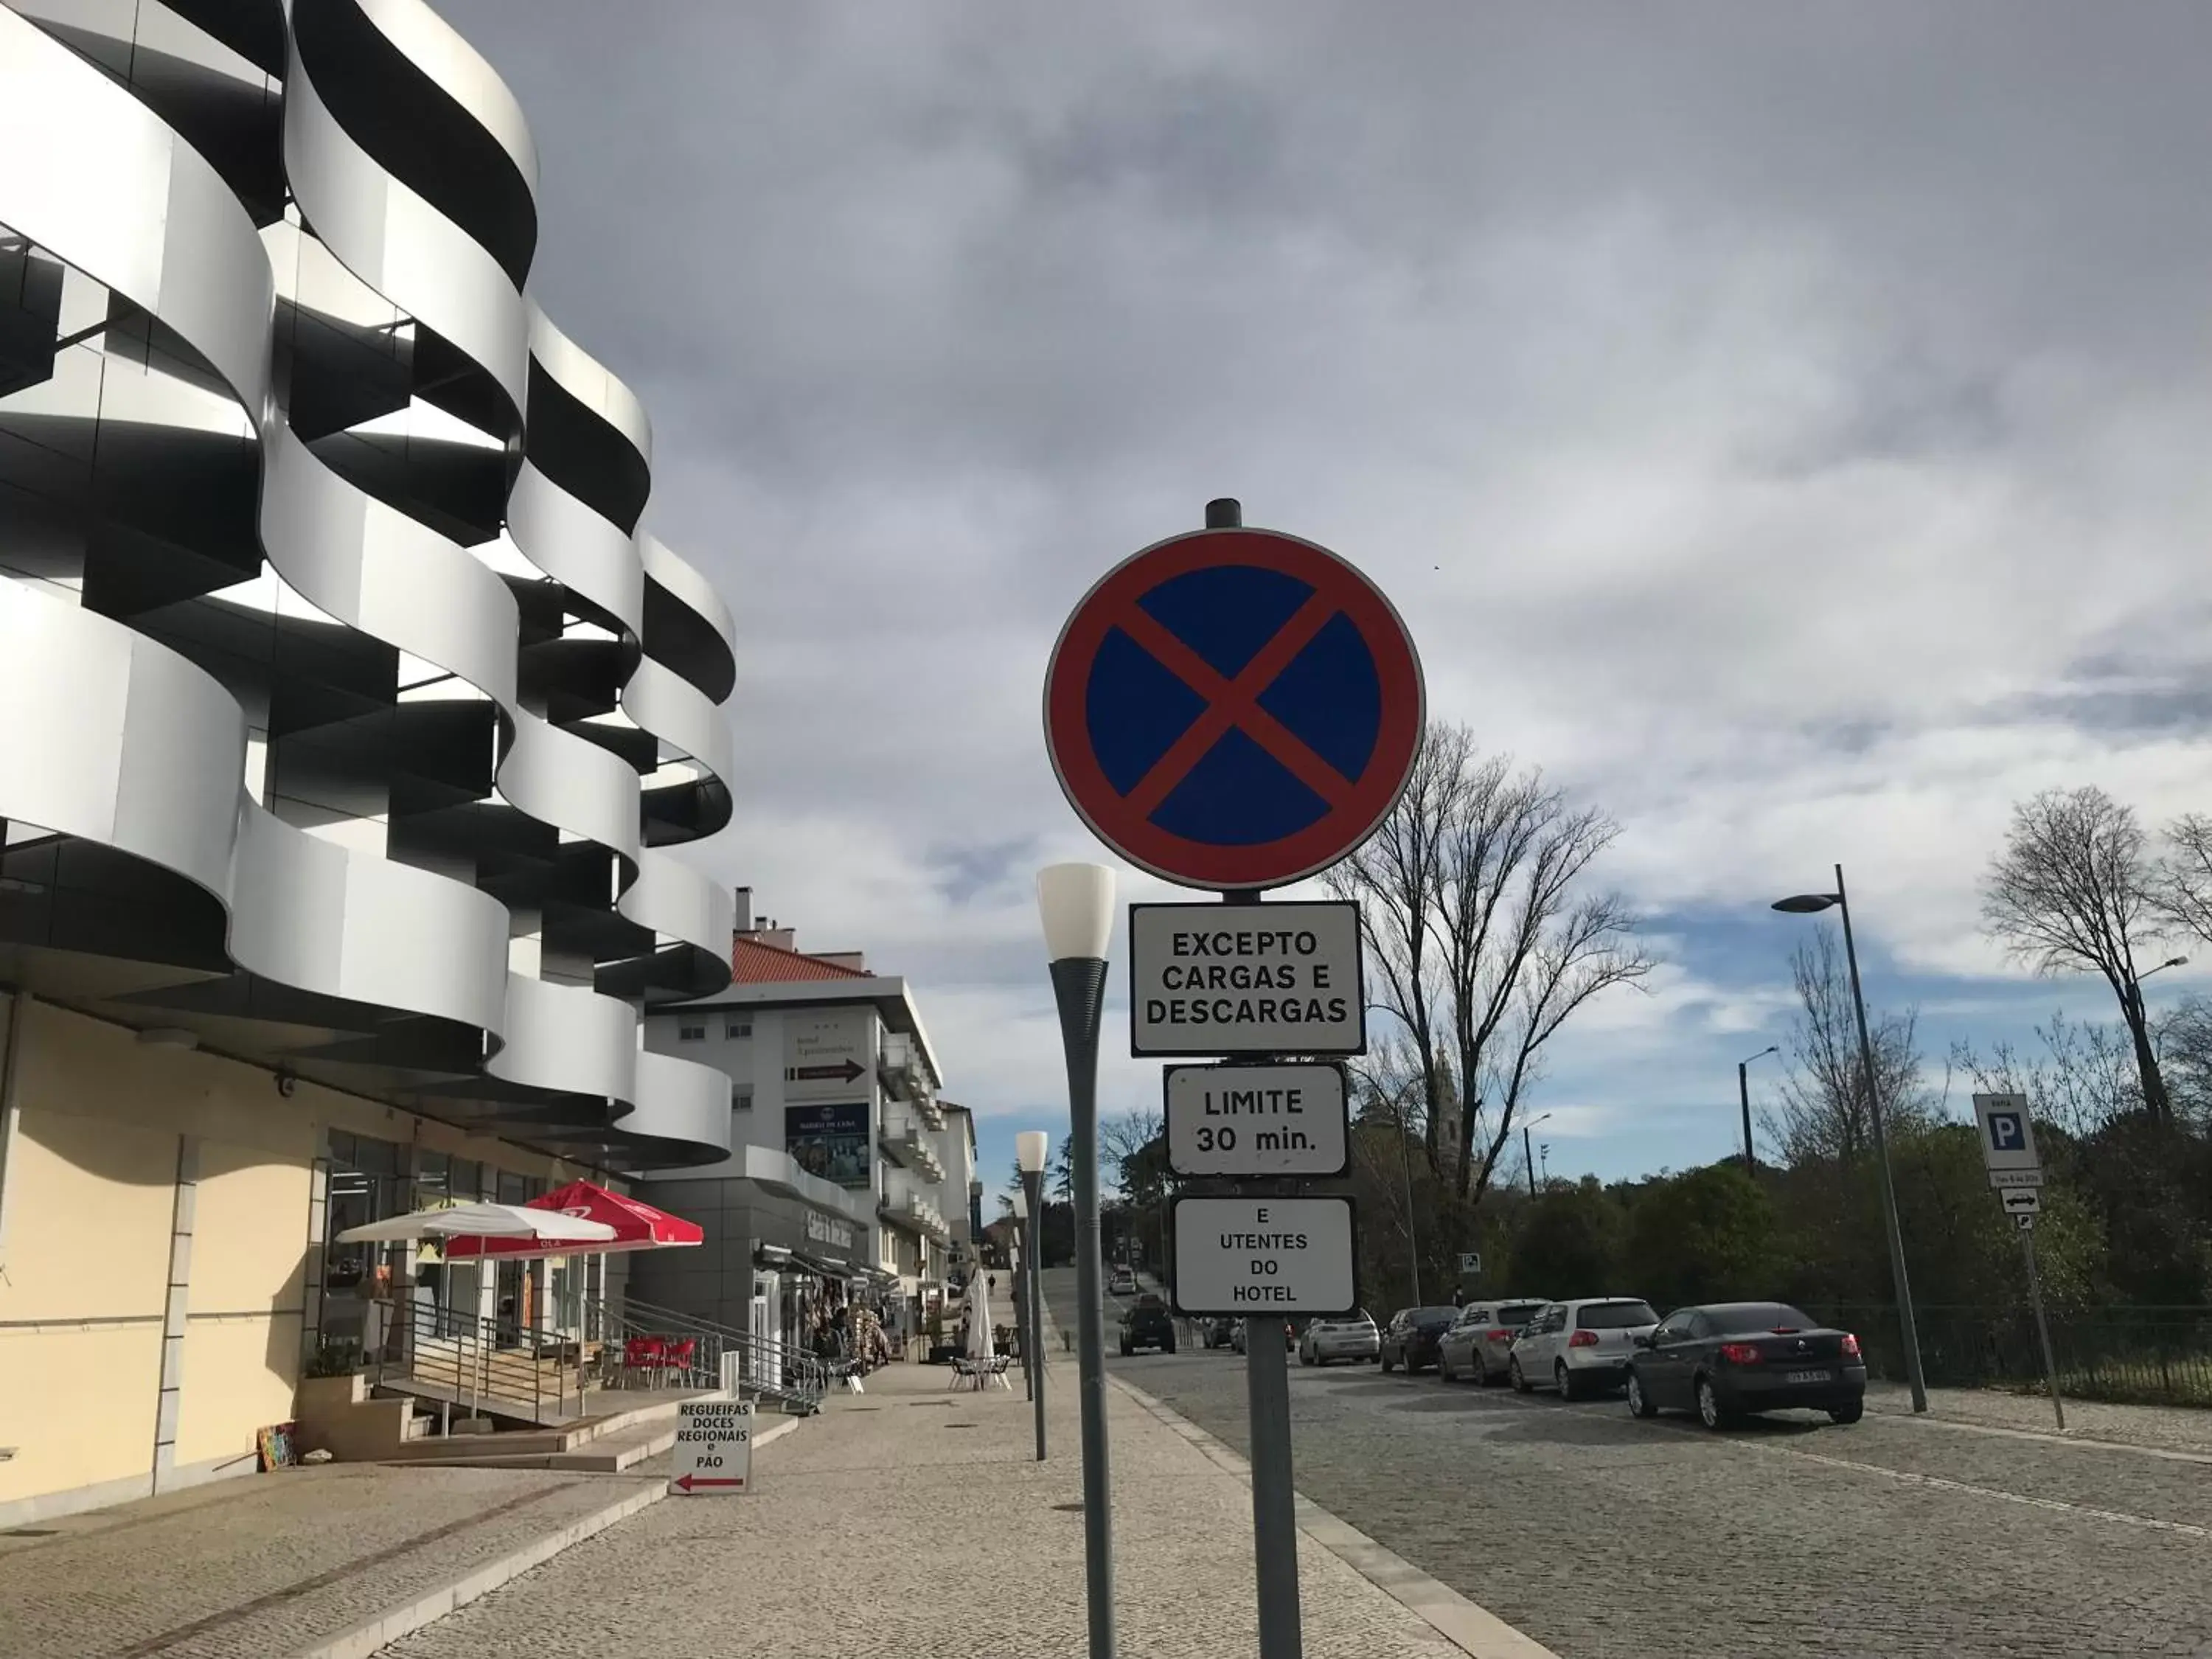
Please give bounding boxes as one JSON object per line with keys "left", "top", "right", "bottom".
{"left": 0, "top": 1461, "right": 664, "bottom": 1659}
{"left": 1865, "top": 1380, "right": 2212, "bottom": 1456}
{"left": 384, "top": 1348, "right": 1527, "bottom": 1658}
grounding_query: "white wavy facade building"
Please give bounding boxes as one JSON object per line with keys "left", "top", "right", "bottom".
{"left": 0, "top": 0, "right": 737, "bottom": 1520}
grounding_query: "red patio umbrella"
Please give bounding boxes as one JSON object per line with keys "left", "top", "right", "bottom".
{"left": 442, "top": 1180, "right": 704, "bottom": 1261}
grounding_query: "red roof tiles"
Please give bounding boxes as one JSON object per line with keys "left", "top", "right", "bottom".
{"left": 731, "top": 935, "right": 871, "bottom": 985}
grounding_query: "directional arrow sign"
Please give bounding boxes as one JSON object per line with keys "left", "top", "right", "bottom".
{"left": 669, "top": 1398, "right": 754, "bottom": 1496}
{"left": 788, "top": 1060, "right": 866, "bottom": 1083}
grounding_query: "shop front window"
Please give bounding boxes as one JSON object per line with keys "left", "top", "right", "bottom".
{"left": 321, "top": 1131, "right": 410, "bottom": 1362}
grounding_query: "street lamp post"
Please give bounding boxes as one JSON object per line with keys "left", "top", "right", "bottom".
{"left": 1738, "top": 1046, "right": 1778, "bottom": 1175}
{"left": 1011, "top": 1189, "right": 1033, "bottom": 1400}
{"left": 1037, "top": 863, "right": 1117, "bottom": 1659}
{"left": 1521, "top": 1112, "right": 1552, "bottom": 1198}
{"left": 1016, "top": 1130, "right": 1050, "bottom": 1462}
{"left": 2143, "top": 956, "right": 2188, "bottom": 1062}
{"left": 1773, "top": 863, "right": 1927, "bottom": 1414}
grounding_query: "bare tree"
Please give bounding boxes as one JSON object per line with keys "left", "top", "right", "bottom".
{"left": 1335, "top": 722, "right": 1654, "bottom": 1208}
{"left": 1765, "top": 926, "right": 1933, "bottom": 1162}
{"left": 1327, "top": 725, "right": 1466, "bottom": 1165}
{"left": 1951, "top": 1011, "right": 2143, "bottom": 1140}
{"left": 2153, "top": 813, "right": 2212, "bottom": 948}
{"left": 1981, "top": 786, "right": 2174, "bottom": 1121}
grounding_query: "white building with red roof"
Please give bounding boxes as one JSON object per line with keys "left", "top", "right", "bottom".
{"left": 632, "top": 890, "right": 956, "bottom": 1355}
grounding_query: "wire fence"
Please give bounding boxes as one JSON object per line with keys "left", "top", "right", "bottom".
{"left": 1806, "top": 1303, "right": 2212, "bottom": 1408}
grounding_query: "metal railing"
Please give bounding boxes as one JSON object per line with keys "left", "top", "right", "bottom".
{"left": 1808, "top": 1303, "right": 2212, "bottom": 1409}
{"left": 615, "top": 1295, "right": 829, "bottom": 1414}
{"left": 372, "top": 1299, "right": 591, "bottom": 1425}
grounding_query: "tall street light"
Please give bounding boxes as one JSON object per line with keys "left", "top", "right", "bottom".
{"left": 1521, "top": 1111, "right": 1553, "bottom": 1198}
{"left": 2143, "top": 956, "right": 2188, "bottom": 1062}
{"left": 1037, "top": 862, "right": 1117, "bottom": 1659}
{"left": 1016, "top": 1128, "right": 1051, "bottom": 1462}
{"left": 1738, "top": 1046, "right": 1778, "bottom": 1175}
{"left": 1010, "top": 1188, "right": 1032, "bottom": 1397}
{"left": 1773, "top": 864, "right": 1927, "bottom": 1413}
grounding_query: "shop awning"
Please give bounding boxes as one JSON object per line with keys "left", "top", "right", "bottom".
{"left": 790, "top": 1250, "right": 851, "bottom": 1278}
{"left": 335, "top": 1200, "right": 616, "bottom": 1248}
{"left": 442, "top": 1180, "right": 705, "bottom": 1262}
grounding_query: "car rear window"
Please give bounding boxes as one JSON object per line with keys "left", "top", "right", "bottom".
{"left": 1412, "top": 1307, "right": 1457, "bottom": 1328}
{"left": 1496, "top": 1303, "right": 1548, "bottom": 1326}
{"left": 1576, "top": 1301, "right": 1660, "bottom": 1329}
{"left": 1709, "top": 1303, "right": 1816, "bottom": 1334}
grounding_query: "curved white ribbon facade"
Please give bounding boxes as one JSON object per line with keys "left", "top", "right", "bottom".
{"left": 0, "top": 0, "right": 736, "bottom": 1165}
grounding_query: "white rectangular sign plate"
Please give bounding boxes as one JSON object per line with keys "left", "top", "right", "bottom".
{"left": 1989, "top": 1170, "right": 2045, "bottom": 1189}
{"left": 1164, "top": 1062, "right": 1349, "bottom": 1177}
{"left": 669, "top": 1398, "right": 754, "bottom": 1495}
{"left": 1130, "top": 902, "right": 1364, "bottom": 1057}
{"left": 1169, "top": 1196, "right": 1357, "bottom": 1316}
{"left": 2000, "top": 1186, "right": 2042, "bottom": 1216}
{"left": 1972, "top": 1092, "right": 2042, "bottom": 1178}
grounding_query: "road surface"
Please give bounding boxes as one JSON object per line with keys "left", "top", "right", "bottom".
{"left": 1046, "top": 1268, "right": 2212, "bottom": 1658}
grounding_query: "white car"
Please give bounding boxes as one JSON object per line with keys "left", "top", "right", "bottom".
{"left": 1298, "top": 1312, "right": 1380, "bottom": 1366}
{"left": 1107, "top": 1266, "right": 1138, "bottom": 1295}
{"left": 1507, "top": 1298, "right": 1660, "bottom": 1399}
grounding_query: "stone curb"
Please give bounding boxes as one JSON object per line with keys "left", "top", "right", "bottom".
{"left": 290, "top": 1415, "right": 801, "bottom": 1658}
{"left": 1109, "top": 1375, "right": 1562, "bottom": 1659}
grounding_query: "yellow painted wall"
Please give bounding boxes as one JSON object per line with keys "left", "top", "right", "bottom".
{"left": 0, "top": 997, "right": 620, "bottom": 1514}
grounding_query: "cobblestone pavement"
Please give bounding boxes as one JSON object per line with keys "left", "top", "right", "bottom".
{"left": 382, "top": 1351, "right": 1483, "bottom": 1659}
{"left": 1100, "top": 1318, "right": 2212, "bottom": 1659}
{"left": 1865, "top": 1378, "right": 2212, "bottom": 1455}
{"left": 0, "top": 1461, "right": 658, "bottom": 1659}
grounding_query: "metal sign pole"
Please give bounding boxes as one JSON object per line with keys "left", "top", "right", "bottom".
{"left": 1222, "top": 851, "right": 1305, "bottom": 1659}
{"left": 2020, "top": 1220, "right": 2066, "bottom": 1432}
{"left": 1245, "top": 1312, "right": 1303, "bottom": 1659}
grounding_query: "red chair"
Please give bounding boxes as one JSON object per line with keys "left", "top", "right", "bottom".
{"left": 663, "top": 1337, "right": 697, "bottom": 1385}
{"left": 623, "top": 1335, "right": 665, "bottom": 1387}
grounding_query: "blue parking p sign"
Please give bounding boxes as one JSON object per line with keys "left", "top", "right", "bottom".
{"left": 1972, "top": 1092, "right": 2041, "bottom": 1180}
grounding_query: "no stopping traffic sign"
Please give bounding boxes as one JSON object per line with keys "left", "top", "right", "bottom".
{"left": 1044, "top": 526, "right": 1425, "bottom": 890}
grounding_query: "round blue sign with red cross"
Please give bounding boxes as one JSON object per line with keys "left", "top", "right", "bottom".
{"left": 1044, "top": 526, "right": 1425, "bottom": 890}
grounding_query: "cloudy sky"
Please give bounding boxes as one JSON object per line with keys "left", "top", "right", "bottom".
{"left": 445, "top": 1, "right": 2212, "bottom": 1194}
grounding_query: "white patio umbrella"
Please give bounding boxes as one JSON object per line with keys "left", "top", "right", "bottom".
{"left": 967, "top": 1267, "right": 996, "bottom": 1363}
{"left": 334, "top": 1200, "right": 616, "bottom": 1246}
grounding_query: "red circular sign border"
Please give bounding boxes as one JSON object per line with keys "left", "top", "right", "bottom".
{"left": 1043, "top": 526, "right": 1426, "bottom": 890}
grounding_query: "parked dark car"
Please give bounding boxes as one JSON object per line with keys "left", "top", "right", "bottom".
{"left": 1378, "top": 1306, "right": 1459, "bottom": 1374}
{"left": 1120, "top": 1295, "right": 1177, "bottom": 1356}
{"left": 1627, "top": 1301, "right": 1867, "bottom": 1428}
{"left": 1202, "top": 1316, "right": 1238, "bottom": 1349}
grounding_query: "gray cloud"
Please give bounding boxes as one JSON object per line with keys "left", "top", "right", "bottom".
{"left": 444, "top": 0, "right": 2212, "bottom": 1175}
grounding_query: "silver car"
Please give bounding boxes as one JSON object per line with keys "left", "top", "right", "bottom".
{"left": 1507, "top": 1298, "right": 1660, "bottom": 1399}
{"left": 1436, "top": 1298, "right": 1551, "bottom": 1384}
{"left": 1298, "top": 1311, "right": 1380, "bottom": 1366}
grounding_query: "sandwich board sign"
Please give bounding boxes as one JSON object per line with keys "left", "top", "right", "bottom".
{"left": 1972, "top": 1092, "right": 2044, "bottom": 1188}
{"left": 669, "top": 1398, "right": 754, "bottom": 1495}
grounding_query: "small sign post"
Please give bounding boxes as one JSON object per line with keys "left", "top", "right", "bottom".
{"left": 1973, "top": 1093, "right": 2063, "bottom": 1430}
{"left": 669, "top": 1398, "right": 755, "bottom": 1495}
{"left": 1043, "top": 498, "right": 1425, "bottom": 1659}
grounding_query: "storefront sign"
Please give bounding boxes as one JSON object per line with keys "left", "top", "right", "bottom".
{"left": 785, "top": 1009, "right": 873, "bottom": 1102}
{"left": 785, "top": 1102, "right": 871, "bottom": 1189}
{"left": 804, "top": 1207, "right": 857, "bottom": 1252}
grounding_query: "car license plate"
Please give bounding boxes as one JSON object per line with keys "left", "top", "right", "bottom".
{"left": 1785, "top": 1368, "right": 1832, "bottom": 1384}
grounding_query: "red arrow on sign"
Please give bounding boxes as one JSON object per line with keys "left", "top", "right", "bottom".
{"left": 674, "top": 1474, "right": 745, "bottom": 1492}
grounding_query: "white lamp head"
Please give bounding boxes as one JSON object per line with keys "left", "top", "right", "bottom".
{"left": 1015, "top": 1129, "right": 1050, "bottom": 1175}
{"left": 1011, "top": 1189, "right": 1028, "bottom": 1219}
{"left": 1036, "top": 863, "right": 1116, "bottom": 962}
